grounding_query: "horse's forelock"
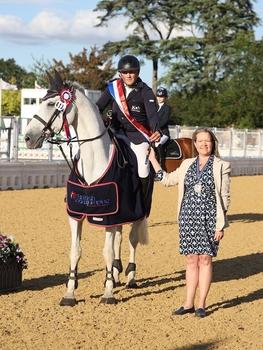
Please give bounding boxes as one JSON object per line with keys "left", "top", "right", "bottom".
{"left": 42, "top": 90, "right": 59, "bottom": 101}
{"left": 42, "top": 75, "right": 84, "bottom": 102}
{"left": 42, "top": 80, "right": 77, "bottom": 101}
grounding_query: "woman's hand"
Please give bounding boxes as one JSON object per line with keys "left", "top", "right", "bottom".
{"left": 146, "top": 147, "right": 155, "bottom": 162}
{"left": 214, "top": 230, "right": 224, "bottom": 242}
{"left": 146, "top": 147, "right": 162, "bottom": 172}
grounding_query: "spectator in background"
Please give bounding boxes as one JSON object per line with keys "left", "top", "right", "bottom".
{"left": 155, "top": 87, "right": 171, "bottom": 168}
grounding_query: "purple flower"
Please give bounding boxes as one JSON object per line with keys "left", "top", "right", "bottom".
{"left": 0, "top": 233, "right": 28, "bottom": 269}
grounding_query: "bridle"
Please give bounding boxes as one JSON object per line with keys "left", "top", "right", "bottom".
{"left": 32, "top": 87, "right": 116, "bottom": 173}
{"left": 33, "top": 89, "right": 111, "bottom": 145}
{"left": 33, "top": 106, "right": 63, "bottom": 140}
{"left": 32, "top": 87, "right": 75, "bottom": 143}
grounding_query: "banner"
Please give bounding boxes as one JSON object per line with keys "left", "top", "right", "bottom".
{"left": 0, "top": 79, "right": 17, "bottom": 90}
{"left": 35, "top": 81, "right": 42, "bottom": 89}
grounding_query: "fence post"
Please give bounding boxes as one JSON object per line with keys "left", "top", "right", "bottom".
{"left": 12, "top": 117, "right": 19, "bottom": 162}
{"left": 259, "top": 130, "right": 262, "bottom": 157}
{"left": 48, "top": 142, "right": 53, "bottom": 162}
{"left": 229, "top": 129, "right": 233, "bottom": 157}
{"left": 6, "top": 126, "right": 12, "bottom": 161}
{"left": 244, "top": 129, "right": 248, "bottom": 158}
{"left": 176, "top": 125, "right": 180, "bottom": 138}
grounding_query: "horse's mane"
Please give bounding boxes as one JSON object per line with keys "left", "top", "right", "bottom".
{"left": 67, "top": 80, "right": 102, "bottom": 116}
{"left": 68, "top": 81, "right": 85, "bottom": 94}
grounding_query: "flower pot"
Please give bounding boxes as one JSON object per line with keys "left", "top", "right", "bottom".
{"left": 0, "top": 260, "right": 22, "bottom": 293}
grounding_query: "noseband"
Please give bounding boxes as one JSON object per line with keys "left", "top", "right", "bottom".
{"left": 33, "top": 98, "right": 68, "bottom": 141}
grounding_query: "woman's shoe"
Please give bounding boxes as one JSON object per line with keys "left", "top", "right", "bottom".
{"left": 195, "top": 308, "right": 206, "bottom": 318}
{"left": 172, "top": 306, "right": 195, "bottom": 315}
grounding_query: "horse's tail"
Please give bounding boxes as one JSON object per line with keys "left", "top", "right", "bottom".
{"left": 138, "top": 217, "right": 149, "bottom": 245}
{"left": 130, "top": 217, "right": 148, "bottom": 245}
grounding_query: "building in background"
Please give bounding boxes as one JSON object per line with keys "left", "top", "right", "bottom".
{"left": 20, "top": 89, "right": 101, "bottom": 134}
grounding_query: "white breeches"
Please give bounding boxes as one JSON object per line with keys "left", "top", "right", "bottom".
{"left": 116, "top": 133, "right": 150, "bottom": 178}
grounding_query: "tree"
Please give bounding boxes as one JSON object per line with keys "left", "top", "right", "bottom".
{"left": 94, "top": 0, "right": 190, "bottom": 91}
{"left": 167, "top": 32, "right": 263, "bottom": 129}
{"left": 1, "top": 90, "right": 20, "bottom": 116}
{"left": 52, "top": 46, "right": 116, "bottom": 90}
{"left": 162, "top": 0, "right": 260, "bottom": 92}
{"left": 29, "top": 56, "right": 56, "bottom": 88}
{"left": 216, "top": 32, "right": 263, "bottom": 128}
{"left": 0, "top": 58, "right": 31, "bottom": 88}
{"left": 94, "top": 0, "right": 260, "bottom": 92}
{"left": 168, "top": 88, "right": 223, "bottom": 127}
{"left": 0, "top": 58, "right": 37, "bottom": 116}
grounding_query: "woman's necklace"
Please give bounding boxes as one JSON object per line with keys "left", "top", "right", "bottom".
{"left": 194, "top": 157, "right": 209, "bottom": 195}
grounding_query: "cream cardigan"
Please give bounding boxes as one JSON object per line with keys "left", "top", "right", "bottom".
{"left": 160, "top": 156, "right": 231, "bottom": 231}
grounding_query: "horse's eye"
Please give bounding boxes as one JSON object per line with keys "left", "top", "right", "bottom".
{"left": 48, "top": 102, "right": 55, "bottom": 106}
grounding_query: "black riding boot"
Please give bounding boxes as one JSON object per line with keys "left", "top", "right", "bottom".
{"left": 139, "top": 175, "right": 150, "bottom": 200}
{"left": 156, "top": 144, "right": 165, "bottom": 169}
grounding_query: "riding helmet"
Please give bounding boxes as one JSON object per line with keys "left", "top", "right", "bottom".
{"left": 117, "top": 55, "right": 140, "bottom": 72}
{"left": 156, "top": 87, "right": 168, "bottom": 97}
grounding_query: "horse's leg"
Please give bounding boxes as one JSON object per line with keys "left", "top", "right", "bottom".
{"left": 60, "top": 217, "right": 83, "bottom": 307}
{"left": 100, "top": 227, "right": 118, "bottom": 304}
{"left": 125, "top": 218, "right": 148, "bottom": 288}
{"left": 112, "top": 225, "right": 123, "bottom": 286}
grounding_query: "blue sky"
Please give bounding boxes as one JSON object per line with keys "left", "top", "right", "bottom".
{"left": 0, "top": 0, "right": 263, "bottom": 87}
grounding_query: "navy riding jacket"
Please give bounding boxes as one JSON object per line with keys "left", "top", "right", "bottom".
{"left": 96, "top": 78, "right": 160, "bottom": 144}
{"left": 158, "top": 103, "right": 171, "bottom": 138}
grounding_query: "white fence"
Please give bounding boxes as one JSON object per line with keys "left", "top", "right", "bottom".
{"left": 1, "top": 119, "right": 263, "bottom": 160}
{"left": 0, "top": 161, "right": 70, "bottom": 190}
{"left": 1, "top": 117, "right": 263, "bottom": 190}
{"left": 169, "top": 125, "right": 263, "bottom": 158}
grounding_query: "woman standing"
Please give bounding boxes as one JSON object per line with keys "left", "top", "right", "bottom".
{"left": 148, "top": 128, "right": 231, "bottom": 317}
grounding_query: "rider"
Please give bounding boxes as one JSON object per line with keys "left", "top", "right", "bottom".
{"left": 96, "top": 55, "right": 162, "bottom": 197}
{"left": 154, "top": 87, "right": 171, "bottom": 168}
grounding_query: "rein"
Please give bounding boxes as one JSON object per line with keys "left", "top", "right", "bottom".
{"left": 48, "top": 120, "right": 113, "bottom": 173}
{"left": 33, "top": 84, "right": 128, "bottom": 183}
{"left": 33, "top": 109, "right": 62, "bottom": 139}
{"left": 35, "top": 110, "right": 127, "bottom": 178}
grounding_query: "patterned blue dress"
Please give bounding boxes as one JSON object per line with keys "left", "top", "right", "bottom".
{"left": 178, "top": 155, "right": 219, "bottom": 257}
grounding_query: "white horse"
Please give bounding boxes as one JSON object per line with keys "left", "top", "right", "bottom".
{"left": 24, "top": 70, "right": 153, "bottom": 306}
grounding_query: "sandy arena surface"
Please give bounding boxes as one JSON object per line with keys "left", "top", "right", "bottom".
{"left": 0, "top": 175, "right": 263, "bottom": 350}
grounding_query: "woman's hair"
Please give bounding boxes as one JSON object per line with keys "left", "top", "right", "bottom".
{"left": 192, "top": 127, "right": 220, "bottom": 157}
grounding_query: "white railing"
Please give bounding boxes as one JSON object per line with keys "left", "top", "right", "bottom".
{"left": 1, "top": 118, "right": 263, "bottom": 161}
{"left": 169, "top": 126, "right": 263, "bottom": 158}
{"left": 1, "top": 117, "right": 263, "bottom": 190}
{"left": 0, "top": 161, "right": 70, "bottom": 190}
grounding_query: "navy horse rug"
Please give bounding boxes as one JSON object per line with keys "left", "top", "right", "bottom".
{"left": 66, "top": 138, "right": 154, "bottom": 227}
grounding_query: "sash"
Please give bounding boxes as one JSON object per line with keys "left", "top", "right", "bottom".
{"left": 108, "top": 79, "right": 152, "bottom": 142}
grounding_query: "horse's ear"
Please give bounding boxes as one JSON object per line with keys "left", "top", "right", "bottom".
{"left": 46, "top": 70, "right": 56, "bottom": 88}
{"left": 54, "top": 69, "right": 64, "bottom": 90}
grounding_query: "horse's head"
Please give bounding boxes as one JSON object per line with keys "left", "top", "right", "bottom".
{"left": 24, "top": 70, "right": 77, "bottom": 149}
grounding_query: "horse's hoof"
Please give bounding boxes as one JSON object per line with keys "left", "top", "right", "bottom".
{"left": 114, "top": 281, "right": 122, "bottom": 287}
{"left": 59, "top": 298, "right": 77, "bottom": 307}
{"left": 100, "top": 297, "right": 117, "bottom": 305}
{"left": 126, "top": 283, "right": 138, "bottom": 289}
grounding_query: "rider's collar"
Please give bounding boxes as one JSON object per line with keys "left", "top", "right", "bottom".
{"left": 123, "top": 77, "right": 142, "bottom": 91}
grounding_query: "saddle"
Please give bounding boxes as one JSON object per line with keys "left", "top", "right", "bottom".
{"left": 164, "top": 139, "right": 182, "bottom": 159}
